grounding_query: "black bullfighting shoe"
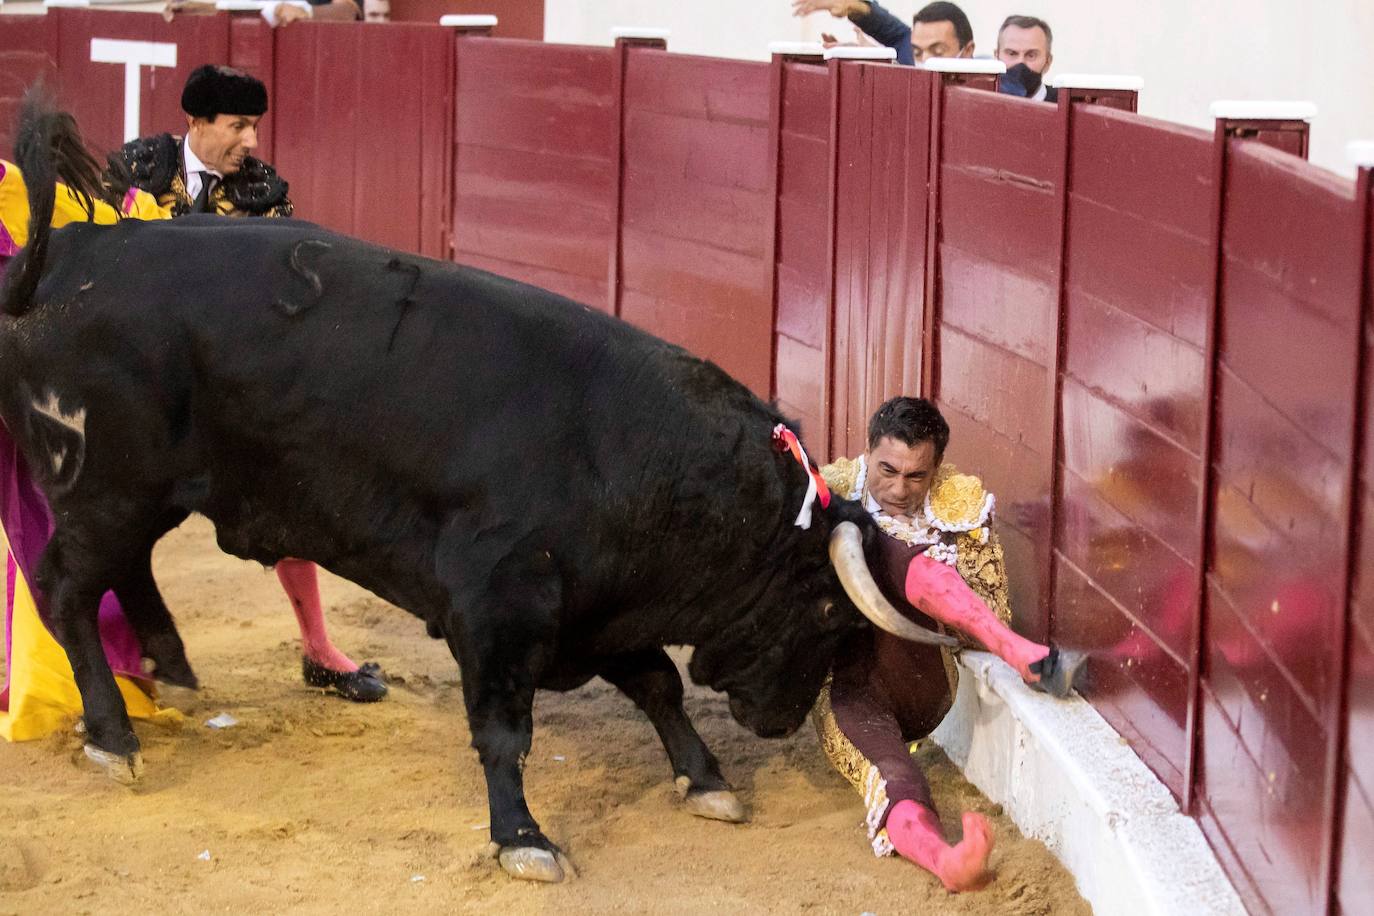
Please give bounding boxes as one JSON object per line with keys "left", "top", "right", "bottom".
{"left": 302, "top": 658, "right": 389, "bottom": 702}
{"left": 1027, "top": 647, "right": 1088, "bottom": 699}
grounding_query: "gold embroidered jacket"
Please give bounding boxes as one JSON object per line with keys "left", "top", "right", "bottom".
{"left": 104, "top": 133, "right": 293, "bottom": 219}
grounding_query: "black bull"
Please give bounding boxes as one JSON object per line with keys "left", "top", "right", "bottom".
{"left": 1, "top": 117, "right": 952, "bottom": 883}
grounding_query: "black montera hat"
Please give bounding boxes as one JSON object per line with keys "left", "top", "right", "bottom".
{"left": 180, "top": 65, "right": 268, "bottom": 119}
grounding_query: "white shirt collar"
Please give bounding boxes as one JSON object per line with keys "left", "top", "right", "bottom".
{"left": 1031, "top": 82, "right": 1048, "bottom": 102}
{"left": 182, "top": 136, "right": 222, "bottom": 199}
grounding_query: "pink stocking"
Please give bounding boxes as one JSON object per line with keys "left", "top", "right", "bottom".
{"left": 905, "top": 554, "right": 1049, "bottom": 683}
{"left": 275, "top": 559, "right": 357, "bottom": 673}
{"left": 885, "top": 800, "right": 994, "bottom": 892}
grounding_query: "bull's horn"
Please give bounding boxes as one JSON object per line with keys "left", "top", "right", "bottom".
{"left": 829, "top": 522, "right": 960, "bottom": 647}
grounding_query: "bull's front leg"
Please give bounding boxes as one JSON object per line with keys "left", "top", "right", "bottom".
{"left": 600, "top": 649, "right": 745, "bottom": 823}
{"left": 465, "top": 669, "right": 574, "bottom": 882}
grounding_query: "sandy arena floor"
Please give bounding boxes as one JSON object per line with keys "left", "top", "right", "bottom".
{"left": 0, "top": 517, "right": 1091, "bottom": 914}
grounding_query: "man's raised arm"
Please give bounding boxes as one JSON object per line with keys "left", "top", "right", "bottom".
{"left": 791, "top": 0, "right": 913, "bottom": 65}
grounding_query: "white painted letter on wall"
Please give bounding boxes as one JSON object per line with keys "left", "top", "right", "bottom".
{"left": 89, "top": 39, "right": 178, "bottom": 143}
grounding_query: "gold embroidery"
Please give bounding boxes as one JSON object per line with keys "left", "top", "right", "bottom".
{"left": 929, "top": 470, "right": 988, "bottom": 529}
{"left": 820, "top": 456, "right": 860, "bottom": 501}
{"left": 956, "top": 528, "right": 1012, "bottom": 627}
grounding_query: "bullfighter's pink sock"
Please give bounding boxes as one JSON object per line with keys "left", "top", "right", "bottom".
{"left": 276, "top": 559, "right": 357, "bottom": 673}
{"left": 904, "top": 554, "right": 1049, "bottom": 683}
{"left": 885, "top": 800, "right": 993, "bottom": 892}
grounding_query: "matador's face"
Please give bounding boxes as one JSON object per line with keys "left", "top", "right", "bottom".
{"left": 864, "top": 436, "right": 938, "bottom": 522}
{"left": 186, "top": 113, "right": 261, "bottom": 175}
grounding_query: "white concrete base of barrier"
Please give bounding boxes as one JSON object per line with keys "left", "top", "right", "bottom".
{"left": 930, "top": 652, "right": 1247, "bottom": 916}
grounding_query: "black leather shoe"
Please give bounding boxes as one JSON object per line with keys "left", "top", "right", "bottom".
{"left": 302, "top": 658, "right": 388, "bottom": 703}
{"left": 1028, "top": 647, "right": 1088, "bottom": 699}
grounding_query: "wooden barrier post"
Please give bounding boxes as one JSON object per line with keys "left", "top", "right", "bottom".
{"left": 821, "top": 45, "right": 895, "bottom": 458}
{"left": 607, "top": 27, "right": 669, "bottom": 319}
{"left": 1329, "top": 138, "right": 1374, "bottom": 913}
{"left": 1183, "top": 98, "right": 1319, "bottom": 813}
{"left": 1045, "top": 72, "right": 1142, "bottom": 112}
{"left": 766, "top": 41, "right": 825, "bottom": 403}
{"left": 916, "top": 58, "right": 1004, "bottom": 401}
{"left": 1209, "top": 100, "right": 1317, "bottom": 160}
{"left": 1043, "top": 74, "right": 1144, "bottom": 642}
{"left": 441, "top": 16, "right": 496, "bottom": 260}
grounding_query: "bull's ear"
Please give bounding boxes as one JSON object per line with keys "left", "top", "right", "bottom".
{"left": 822, "top": 495, "right": 880, "bottom": 551}
{"left": 823, "top": 493, "right": 871, "bottom": 530}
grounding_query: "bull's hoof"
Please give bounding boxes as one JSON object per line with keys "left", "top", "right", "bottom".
{"left": 140, "top": 636, "right": 199, "bottom": 689}
{"left": 675, "top": 776, "right": 747, "bottom": 823}
{"left": 684, "top": 788, "right": 747, "bottom": 823}
{"left": 302, "top": 658, "right": 388, "bottom": 703}
{"left": 497, "top": 846, "right": 574, "bottom": 883}
{"left": 1029, "top": 647, "right": 1088, "bottom": 699}
{"left": 83, "top": 744, "right": 145, "bottom": 785}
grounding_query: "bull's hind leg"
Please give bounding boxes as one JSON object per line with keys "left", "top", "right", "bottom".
{"left": 600, "top": 650, "right": 746, "bottom": 823}
{"left": 39, "top": 532, "right": 144, "bottom": 783}
{"left": 113, "top": 518, "right": 198, "bottom": 690}
{"left": 439, "top": 539, "right": 573, "bottom": 883}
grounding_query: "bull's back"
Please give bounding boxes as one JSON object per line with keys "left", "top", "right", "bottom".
{"left": 23, "top": 217, "right": 767, "bottom": 510}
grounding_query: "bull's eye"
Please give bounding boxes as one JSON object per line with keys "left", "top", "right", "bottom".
{"left": 822, "top": 602, "right": 836, "bottom": 619}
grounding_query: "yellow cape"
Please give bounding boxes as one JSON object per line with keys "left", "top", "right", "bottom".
{"left": 1, "top": 161, "right": 178, "bottom": 741}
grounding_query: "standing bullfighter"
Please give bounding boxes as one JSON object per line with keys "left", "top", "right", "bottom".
{"left": 814, "top": 396, "right": 1084, "bottom": 891}
{"left": 102, "top": 65, "right": 384, "bottom": 702}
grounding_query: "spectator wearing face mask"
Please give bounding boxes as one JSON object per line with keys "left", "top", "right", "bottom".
{"left": 995, "top": 15, "right": 1057, "bottom": 103}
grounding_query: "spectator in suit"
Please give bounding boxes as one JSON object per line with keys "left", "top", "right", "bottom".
{"left": 996, "top": 15, "right": 1057, "bottom": 102}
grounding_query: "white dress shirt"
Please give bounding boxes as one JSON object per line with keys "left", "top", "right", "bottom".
{"left": 182, "top": 137, "right": 222, "bottom": 203}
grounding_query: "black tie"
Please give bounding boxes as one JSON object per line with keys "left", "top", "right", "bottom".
{"left": 190, "top": 172, "right": 216, "bottom": 214}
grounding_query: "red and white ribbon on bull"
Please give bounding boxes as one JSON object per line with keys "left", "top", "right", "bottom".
{"left": 772, "top": 423, "right": 831, "bottom": 529}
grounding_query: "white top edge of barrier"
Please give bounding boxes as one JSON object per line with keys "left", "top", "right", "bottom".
{"left": 1349, "top": 141, "right": 1374, "bottom": 168}
{"left": 217, "top": 1, "right": 308, "bottom": 10}
{"left": 439, "top": 14, "right": 497, "bottom": 27}
{"left": 44, "top": 0, "right": 90, "bottom": 8}
{"left": 1046, "top": 73, "right": 1144, "bottom": 91}
{"left": 921, "top": 57, "right": 1005, "bottom": 74}
{"left": 823, "top": 46, "right": 896, "bottom": 61}
{"left": 1209, "top": 100, "right": 1317, "bottom": 121}
{"left": 769, "top": 41, "right": 824, "bottom": 56}
{"left": 611, "top": 27, "right": 670, "bottom": 41}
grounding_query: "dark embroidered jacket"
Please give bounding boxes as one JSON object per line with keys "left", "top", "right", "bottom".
{"left": 105, "top": 133, "right": 292, "bottom": 218}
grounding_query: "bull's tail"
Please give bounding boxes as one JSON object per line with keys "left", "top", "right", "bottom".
{"left": 2, "top": 87, "right": 61, "bottom": 318}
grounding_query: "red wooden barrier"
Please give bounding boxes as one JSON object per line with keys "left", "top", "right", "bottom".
{"left": 1, "top": 10, "right": 271, "bottom": 169}
{"left": 273, "top": 22, "right": 451, "bottom": 256}
{"left": 226, "top": 14, "right": 276, "bottom": 162}
{"left": 828, "top": 60, "right": 932, "bottom": 461}
{"left": 616, "top": 48, "right": 774, "bottom": 397}
{"left": 1053, "top": 109, "right": 1214, "bottom": 801}
{"left": 54, "top": 9, "right": 229, "bottom": 155}
{"left": 1336, "top": 162, "right": 1373, "bottom": 916}
{"left": 0, "top": 15, "right": 57, "bottom": 157}
{"left": 772, "top": 58, "right": 832, "bottom": 456}
{"left": 450, "top": 38, "right": 615, "bottom": 306}
{"left": 933, "top": 86, "right": 1062, "bottom": 641}
{"left": 1196, "top": 140, "right": 1364, "bottom": 916}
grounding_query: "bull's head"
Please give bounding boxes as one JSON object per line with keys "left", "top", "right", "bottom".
{"left": 687, "top": 494, "right": 955, "bottom": 739}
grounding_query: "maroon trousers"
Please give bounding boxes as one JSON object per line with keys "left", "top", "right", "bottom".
{"left": 828, "top": 532, "right": 956, "bottom": 824}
